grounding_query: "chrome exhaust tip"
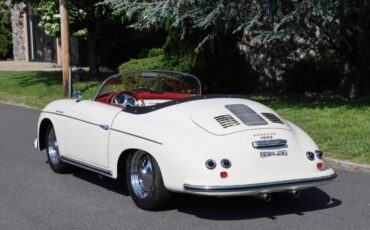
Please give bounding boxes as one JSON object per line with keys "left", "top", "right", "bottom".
{"left": 258, "top": 193, "right": 272, "bottom": 202}
{"left": 289, "top": 190, "right": 301, "bottom": 198}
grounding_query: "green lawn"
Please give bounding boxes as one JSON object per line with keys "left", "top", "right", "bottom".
{"left": 252, "top": 95, "right": 370, "bottom": 164}
{"left": 0, "top": 71, "right": 100, "bottom": 108}
{"left": 0, "top": 71, "right": 369, "bottom": 164}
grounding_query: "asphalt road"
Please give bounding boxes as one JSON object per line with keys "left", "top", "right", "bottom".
{"left": 0, "top": 102, "right": 369, "bottom": 230}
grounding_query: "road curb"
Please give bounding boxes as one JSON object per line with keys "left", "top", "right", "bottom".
{"left": 0, "top": 101, "right": 40, "bottom": 111}
{"left": 326, "top": 157, "right": 370, "bottom": 174}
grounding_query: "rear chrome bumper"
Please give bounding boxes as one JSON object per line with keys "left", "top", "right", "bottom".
{"left": 183, "top": 172, "right": 337, "bottom": 193}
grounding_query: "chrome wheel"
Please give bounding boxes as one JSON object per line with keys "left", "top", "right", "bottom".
{"left": 126, "top": 150, "right": 170, "bottom": 210}
{"left": 47, "top": 127, "right": 60, "bottom": 165}
{"left": 129, "top": 151, "right": 154, "bottom": 199}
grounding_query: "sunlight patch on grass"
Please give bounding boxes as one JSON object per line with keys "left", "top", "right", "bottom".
{"left": 0, "top": 71, "right": 100, "bottom": 108}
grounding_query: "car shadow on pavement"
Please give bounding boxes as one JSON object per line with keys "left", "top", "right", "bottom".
{"left": 70, "top": 166, "right": 341, "bottom": 220}
{"left": 170, "top": 189, "right": 342, "bottom": 220}
{"left": 70, "top": 166, "right": 130, "bottom": 196}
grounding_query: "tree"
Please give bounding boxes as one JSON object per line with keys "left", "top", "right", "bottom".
{"left": 104, "top": 0, "right": 258, "bottom": 92}
{"left": 16, "top": 0, "right": 113, "bottom": 79}
{"left": 0, "top": 0, "right": 12, "bottom": 59}
{"left": 336, "top": 0, "right": 370, "bottom": 98}
{"left": 104, "top": 0, "right": 369, "bottom": 97}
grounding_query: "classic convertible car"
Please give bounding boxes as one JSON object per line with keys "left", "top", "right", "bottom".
{"left": 34, "top": 70, "right": 336, "bottom": 210}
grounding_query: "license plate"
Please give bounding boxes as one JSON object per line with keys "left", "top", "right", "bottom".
{"left": 260, "top": 150, "right": 288, "bottom": 158}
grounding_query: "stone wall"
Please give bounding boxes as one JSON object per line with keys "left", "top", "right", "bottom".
{"left": 10, "top": 3, "right": 27, "bottom": 61}
{"left": 10, "top": 3, "right": 80, "bottom": 64}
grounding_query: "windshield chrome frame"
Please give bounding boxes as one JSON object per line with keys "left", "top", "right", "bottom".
{"left": 92, "top": 70, "right": 202, "bottom": 101}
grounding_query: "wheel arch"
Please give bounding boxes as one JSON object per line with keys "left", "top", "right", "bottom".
{"left": 39, "top": 118, "right": 52, "bottom": 151}
{"left": 117, "top": 147, "right": 171, "bottom": 210}
{"left": 117, "top": 148, "right": 139, "bottom": 182}
{"left": 116, "top": 148, "right": 164, "bottom": 184}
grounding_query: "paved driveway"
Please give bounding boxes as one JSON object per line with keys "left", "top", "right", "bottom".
{"left": 0, "top": 103, "right": 369, "bottom": 230}
{"left": 0, "top": 61, "right": 60, "bottom": 71}
{"left": 0, "top": 61, "right": 91, "bottom": 72}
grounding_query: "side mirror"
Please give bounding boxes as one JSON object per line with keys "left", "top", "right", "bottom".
{"left": 73, "top": 90, "right": 83, "bottom": 102}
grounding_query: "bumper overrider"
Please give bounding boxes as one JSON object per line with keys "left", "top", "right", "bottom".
{"left": 184, "top": 172, "right": 337, "bottom": 194}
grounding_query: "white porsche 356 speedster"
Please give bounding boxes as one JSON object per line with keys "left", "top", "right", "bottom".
{"left": 34, "top": 70, "right": 336, "bottom": 210}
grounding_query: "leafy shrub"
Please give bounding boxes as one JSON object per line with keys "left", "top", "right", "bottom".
{"left": 0, "top": 32, "right": 11, "bottom": 58}
{"left": 119, "top": 47, "right": 196, "bottom": 73}
{"left": 0, "top": 2, "right": 12, "bottom": 59}
{"left": 147, "top": 48, "right": 164, "bottom": 58}
{"left": 119, "top": 54, "right": 169, "bottom": 72}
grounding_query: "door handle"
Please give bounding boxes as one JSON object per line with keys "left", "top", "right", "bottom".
{"left": 99, "top": 124, "right": 109, "bottom": 130}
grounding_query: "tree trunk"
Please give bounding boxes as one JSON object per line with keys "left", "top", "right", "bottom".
{"left": 87, "top": 34, "right": 98, "bottom": 80}
{"left": 87, "top": 20, "right": 99, "bottom": 80}
{"left": 340, "top": 1, "right": 369, "bottom": 98}
{"left": 340, "top": 61, "right": 357, "bottom": 99}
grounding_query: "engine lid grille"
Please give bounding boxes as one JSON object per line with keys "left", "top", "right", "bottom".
{"left": 214, "top": 114, "right": 240, "bottom": 129}
{"left": 261, "top": 113, "right": 284, "bottom": 124}
{"left": 225, "top": 104, "right": 267, "bottom": 126}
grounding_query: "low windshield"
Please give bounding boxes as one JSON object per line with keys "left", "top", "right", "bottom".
{"left": 94, "top": 70, "right": 201, "bottom": 100}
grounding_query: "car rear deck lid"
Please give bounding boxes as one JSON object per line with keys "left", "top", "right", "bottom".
{"left": 189, "top": 99, "right": 291, "bottom": 136}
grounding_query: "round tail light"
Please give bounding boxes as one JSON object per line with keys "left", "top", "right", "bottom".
{"left": 205, "top": 159, "right": 216, "bottom": 169}
{"left": 221, "top": 159, "right": 231, "bottom": 168}
{"left": 315, "top": 150, "right": 323, "bottom": 159}
{"left": 306, "top": 151, "right": 315, "bottom": 161}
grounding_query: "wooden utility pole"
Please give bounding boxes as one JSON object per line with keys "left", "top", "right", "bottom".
{"left": 59, "top": 0, "right": 70, "bottom": 97}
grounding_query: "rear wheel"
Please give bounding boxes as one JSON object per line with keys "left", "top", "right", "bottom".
{"left": 126, "top": 150, "right": 170, "bottom": 210}
{"left": 46, "top": 124, "right": 68, "bottom": 173}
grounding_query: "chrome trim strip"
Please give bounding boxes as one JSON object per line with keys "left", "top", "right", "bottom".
{"left": 61, "top": 156, "right": 112, "bottom": 176}
{"left": 110, "top": 128, "right": 163, "bottom": 145}
{"left": 42, "top": 111, "right": 162, "bottom": 145}
{"left": 99, "top": 124, "right": 109, "bottom": 130}
{"left": 252, "top": 139, "right": 287, "bottom": 148}
{"left": 42, "top": 111, "right": 100, "bottom": 127}
{"left": 183, "top": 173, "right": 337, "bottom": 192}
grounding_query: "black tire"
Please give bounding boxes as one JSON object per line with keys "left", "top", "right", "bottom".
{"left": 45, "top": 124, "right": 69, "bottom": 173}
{"left": 126, "top": 150, "right": 171, "bottom": 210}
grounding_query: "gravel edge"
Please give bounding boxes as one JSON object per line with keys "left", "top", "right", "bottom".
{"left": 326, "top": 157, "right": 370, "bottom": 174}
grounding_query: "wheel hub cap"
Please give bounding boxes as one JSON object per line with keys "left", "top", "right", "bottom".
{"left": 130, "top": 151, "right": 154, "bottom": 199}
{"left": 47, "top": 128, "right": 60, "bottom": 165}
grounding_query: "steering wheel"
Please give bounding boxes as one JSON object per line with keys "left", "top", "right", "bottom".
{"left": 108, "top": 90, "right": 145, "bottom": 108}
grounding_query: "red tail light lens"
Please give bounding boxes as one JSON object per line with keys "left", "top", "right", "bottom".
{"left": 220, "top": 171, "right": 228, "bottom": 178}
{"left": 317, "top": 162, "right": 324, "bottom": 170}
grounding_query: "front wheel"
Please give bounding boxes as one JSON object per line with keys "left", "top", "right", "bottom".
{"left": 126, "top": 150, "right": 170, "bottom": 210}
{"left": 46, "top": 124, "right": 68, "bottom": 173}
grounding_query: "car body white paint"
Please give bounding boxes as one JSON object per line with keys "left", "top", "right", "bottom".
{"left": 36, "top": 94, "right": 336, "bottom": 196}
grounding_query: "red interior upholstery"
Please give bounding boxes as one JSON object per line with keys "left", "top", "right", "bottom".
{"left": 96, "top": 91, "right": 192, "bottom": 106}
{"left": 135, "top": 92, "right": 191, "bottom": 100}
{"left": 96, "top": 94, "right": 111, "bottom": 103}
